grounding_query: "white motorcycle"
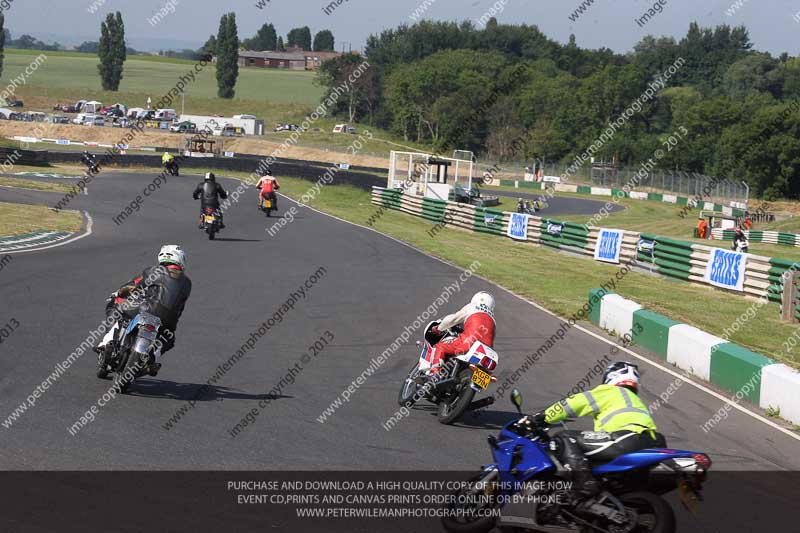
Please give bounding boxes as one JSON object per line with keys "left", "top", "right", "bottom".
{"left": 397, "top": 321, "right": 499, "bottom": 425}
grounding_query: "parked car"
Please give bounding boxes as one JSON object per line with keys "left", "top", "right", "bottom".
{"left": 47, "top": 114, "right": 70, "bottom": 124}
{"left": 73, "top": 113, "right": 104, "bottom": 126}
{"left": 170, "top": 121, "right": 197, "bottom": 133}
{"left": 0, "top": 108, "right": 14, "bottom": 120}
{"left": 155, "top": 108, "right": 176, "bottom": 121}
{"left": 332, "top": 123, "right": 356, "bottom": 134}
{"left": 27, "top": 112, "right": 46, "bottom": 122}
{"left": 6, "top": 99, "right": 23, "bottom": 108}
{"left": 221, "top": 125, "right": 244, "bottom": 137}
{"left": 111, "top": 117, "right": 130, "bottom": 128}
{"left": 274, "top": 123, "right": 300, "bottom": 132}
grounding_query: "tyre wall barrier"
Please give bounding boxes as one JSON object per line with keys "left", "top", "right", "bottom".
{"left": 591, "top": 289, "right": 800, "bottom": 425}
{"left": 372, "top": 186, "right": 797, "bottom": 306}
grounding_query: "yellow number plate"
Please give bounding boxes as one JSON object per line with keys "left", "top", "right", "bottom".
{"left": 263, "top": 200, "right": 272, "bottom": 208}
{"left": 679, "top": 480, "right": 700, "bottom": 513}
{"left": 471, "top": 368, "right": 491, "bottom": 390}
{"left": 204, "top": 215, "right": 215, "bottom": 222}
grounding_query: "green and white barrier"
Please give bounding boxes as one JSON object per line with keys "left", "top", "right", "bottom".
{"left": 590, "top": 288, "right": 800, "bottom": 424}
{"left": 371, "top": 187, "right": 796, "bottom": 306}
{"left": 712, "top": 228, "right": 800, "bottom": 248}
{"left": 494, "top": 179, "right": 745, "bottom": 216}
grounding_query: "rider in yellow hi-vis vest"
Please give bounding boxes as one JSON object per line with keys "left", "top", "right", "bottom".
{"left": 531, "top": 361, "right": 666, "bottom": 497}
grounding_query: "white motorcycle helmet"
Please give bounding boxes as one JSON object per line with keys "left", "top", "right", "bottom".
{"left": 471, "top": 291, "right": 495, "bottom": 316}
{"left": 157, "top": 245, "right": 186, "bottom": 269}
{"left": 603, "top": 361, "right": 640, "bottom": 393}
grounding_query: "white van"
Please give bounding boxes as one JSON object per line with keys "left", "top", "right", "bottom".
{"left": 156, "top": 109, "right": 176, "bottom": 120}
{"left": 333, "top": 123, "right": 356, "bottom": 134}
{"left": 73, "top": 113, "right": 103, "bottom": 126}
{"left": 127, "top": 107, "right": 145, "bottom": 119}
{"left": 83, "top": 101, "right": 102, "bottom": 114}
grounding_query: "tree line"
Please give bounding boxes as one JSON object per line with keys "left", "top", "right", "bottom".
{"left": 317, "top": 19, "right": 800, "bottom": 199}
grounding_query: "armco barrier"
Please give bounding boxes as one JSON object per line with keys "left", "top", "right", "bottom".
{"left": 371, "top": 186, "right": 797, "bottom": 306}
{"left": 592, "top": 289, "right": 800, "bottom": 425}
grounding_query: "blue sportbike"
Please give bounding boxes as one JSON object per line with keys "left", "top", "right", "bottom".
{"left": 442, "top": 389, "right": 711, "bottom": 533}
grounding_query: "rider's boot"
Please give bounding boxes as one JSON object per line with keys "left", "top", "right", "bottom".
{"left": 558, "top": 435, "right": 600, "bottom": 500}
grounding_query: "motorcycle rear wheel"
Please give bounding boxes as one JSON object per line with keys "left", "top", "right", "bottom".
{"left": 616, "top": 491, "right": 676, "bottom": 533}
{"left": 437, "top": 368, "right": 476, "bottom": 425}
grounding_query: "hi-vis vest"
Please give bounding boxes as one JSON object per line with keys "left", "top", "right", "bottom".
{"left": 544, "top": 384, "right": 657, "bottom": 434}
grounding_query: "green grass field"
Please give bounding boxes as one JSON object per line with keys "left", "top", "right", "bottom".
{"left": 1, "top": 49, "right": 323, "bottom": 104}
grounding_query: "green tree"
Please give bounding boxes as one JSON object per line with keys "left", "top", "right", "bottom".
{"left": 199, "top": 34, "right": 216, "bottom": 60}
{"left": 287, "top": 26, "right": 312, "bottom": 50}
{"left": 313, "top": 30, "right": 335, "bottom": 52}
{"left": 244, "top": 23, "right": 277, "bottom": 51}
{"left": 97, "top": 12, "right": 126, "bottom": 91}
{"left": 276, "top": 36, "right": 285, "bottom": 51}
{"left": 215, "top": 12, "right": 239, "bottom": 99}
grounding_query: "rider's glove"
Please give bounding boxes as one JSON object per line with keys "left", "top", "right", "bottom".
{"left": 431, "top": 325, "right": 442, "bottom": 335}
{"left": 531, "top": 412, "right": 547, "bottom": 426}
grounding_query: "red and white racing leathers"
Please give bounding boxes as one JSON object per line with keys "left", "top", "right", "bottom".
{"left": 429, "top": 303, "right": 496, "bottom": 373}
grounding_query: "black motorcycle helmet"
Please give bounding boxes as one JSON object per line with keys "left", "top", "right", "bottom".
{"left": 204, "top": 172, "right": 215, "bottom": 182}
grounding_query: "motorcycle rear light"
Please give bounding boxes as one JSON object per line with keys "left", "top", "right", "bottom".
{"left": 480, "top": 356, "right": 496, "bottom": 371}
{"left": 692, "top": 453, "right": 711, "bottom": 470}
{"left": 143, "top": 324, "right": 156, "bottom": 332}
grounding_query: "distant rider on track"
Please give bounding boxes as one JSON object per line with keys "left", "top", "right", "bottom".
{"left": 193, "top": 172, "right": 228, "bottom": 228}
{"left": 256, "top": 169, "right": 280, "bottom": 210}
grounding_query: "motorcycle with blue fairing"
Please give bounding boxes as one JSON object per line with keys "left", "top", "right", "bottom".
{"left": 441, "top": 389, "right": 711, "bottom": 533}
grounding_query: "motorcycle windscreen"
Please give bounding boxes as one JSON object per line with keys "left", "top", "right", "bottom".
{"left": 592, "top": 448, "right": 703, "bottom": 474}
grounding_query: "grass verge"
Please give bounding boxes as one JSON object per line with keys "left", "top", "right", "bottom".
{"left": 0, "top": 201, "right": 82, "bottom": 236}
{"left": 0, "top": 176, "right": 75, "bottom": 192}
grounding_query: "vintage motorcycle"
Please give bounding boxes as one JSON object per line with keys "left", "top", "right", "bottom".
{"left": 397, "top": 321, "right": 499, "bottom": 425}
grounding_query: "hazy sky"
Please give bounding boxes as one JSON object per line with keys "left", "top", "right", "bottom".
{"left": 3, "top": 0, "right": 798, "bottom": 55}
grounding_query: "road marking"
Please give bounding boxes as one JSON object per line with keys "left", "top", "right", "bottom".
{"left": 3, "top": 212, "right": 93, "bottom": 255}
{"left": 274, "top": 191, "right": 800, "bottom": 444}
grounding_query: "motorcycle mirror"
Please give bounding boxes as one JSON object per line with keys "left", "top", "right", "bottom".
{"left": 511, "top": 388, "right": 523, "bottom": 414}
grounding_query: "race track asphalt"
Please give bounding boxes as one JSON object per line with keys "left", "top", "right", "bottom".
{"left": 0, "top": 171, "right": 797, "bottom": 531}
{"left": 490, "top": 189, "right": 625, "bottom": 216}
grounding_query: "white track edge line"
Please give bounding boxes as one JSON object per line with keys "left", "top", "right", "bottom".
{"left": 3, "top": 211, "right": 93, "bottom": 255}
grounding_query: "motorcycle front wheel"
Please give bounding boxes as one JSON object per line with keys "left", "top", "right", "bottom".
{"left": 397, "top": 361, "right": 422, "bottom": 408}
{"left": 437, "top": 367, "right": 475, "bottom": 425}
{"left": 441, "top": 470, "right": 500, "bottom": 533}
{"left": 113, "top": 351, "right": 146, "bottom": 394}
